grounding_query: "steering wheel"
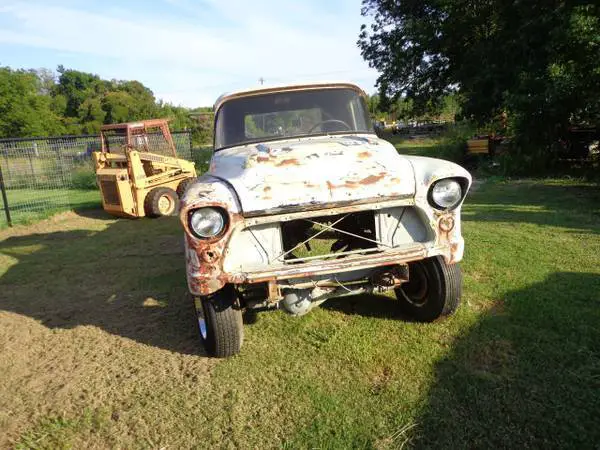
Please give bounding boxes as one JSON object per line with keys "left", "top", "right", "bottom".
{"left": 308, "top": 119, "right": 352, "bottom": 134}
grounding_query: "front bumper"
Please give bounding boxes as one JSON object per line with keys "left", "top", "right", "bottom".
{"left": 183, "top": 197, "right": 465, "bottom": 297}
{"left": 185, "top": 237, "right": 463, "bottom": 296}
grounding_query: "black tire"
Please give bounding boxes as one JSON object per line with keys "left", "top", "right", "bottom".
{"left": 176, "top": 177, "right": 196, "bottom": 198}
{"left": 395, "top": 256, "right": 462, "bottom": 322}
{"left": 194, "top": 286, "right": 244, "bottom": 358}
{"left": 144, "top": 187, "right": 179, "bottom": 218}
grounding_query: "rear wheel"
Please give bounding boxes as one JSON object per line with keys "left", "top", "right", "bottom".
{"left": 144, "top": 187, "right": 179, "bottom": 217}
{"left": 176, "top": 177, "right": 196, "bottom": 198}
{"left": 194, "top": 286, "right": 244, "bottom": 357}
{"left": 395, "top": 256, "right": 462, "bottom": 322}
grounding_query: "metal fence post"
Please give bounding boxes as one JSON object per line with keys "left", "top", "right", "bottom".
{"left": 0, "top": 160, "right": 12, "bottom": 227}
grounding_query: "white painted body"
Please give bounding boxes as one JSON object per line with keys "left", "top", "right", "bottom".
{"left": 180, "top": 82, "right": 471, "bottom": 298}
{"left": 209, "top": 135, "right": 416, "bottom": 214}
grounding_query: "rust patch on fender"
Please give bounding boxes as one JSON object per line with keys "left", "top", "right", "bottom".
{"left": 181, "top": 202, "right": 244, "bottom": 296}
{"left": 359, "top": 173, "right": 386, "bottom": 185}
{"left": 326, "top": 180, "right": 334, "bottom": 195}
{"left": 433, "top": 212, "right": 462, "bottom": 264}
{"left": 358, "top": 151, "right": 372, "bottom": 159}
{"left": 276, "top": 158, "right": 299, "bottom": 167}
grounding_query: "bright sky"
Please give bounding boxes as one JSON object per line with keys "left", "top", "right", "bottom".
{"left": 0, "top": 0, "right": 378, "bottom": 107}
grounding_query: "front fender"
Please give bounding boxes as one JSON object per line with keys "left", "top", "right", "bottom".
{"left": 405, "top": 156, "right": 472, "bottom": 264}
{"left": 180, "top": 175, "right": 244, "bottom": 296}
{"left": 404, "top": 156, "right": 472, "bottom": 205}
{"left": 181, "top": 174, "right": 241, "bottom": 214}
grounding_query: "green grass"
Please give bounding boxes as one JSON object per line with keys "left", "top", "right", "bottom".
{"left": 0, "top": 176, "right": 599, "bottom": 448}
{"left": 0, "top": 188, "right": 101, "bottom": 229}
{"left": 386, "top": 135, "right": 444, "bottom": 156}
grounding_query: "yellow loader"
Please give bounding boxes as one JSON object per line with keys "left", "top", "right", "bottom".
{"left": 93, "top": 119, "right": 197, "bottom": 218}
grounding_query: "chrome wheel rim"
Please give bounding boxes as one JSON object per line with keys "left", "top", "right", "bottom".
{"left": 194, "top": 297, "right": 208, "bottom": 340}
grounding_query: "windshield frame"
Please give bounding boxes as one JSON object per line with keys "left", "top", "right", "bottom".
{"left": 212, "top": 86, "right": 375, "bottom": 151}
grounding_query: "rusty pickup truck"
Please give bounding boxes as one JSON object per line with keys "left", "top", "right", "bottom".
{"left": 180, "top": 82, "right": 471, "bottom": 357}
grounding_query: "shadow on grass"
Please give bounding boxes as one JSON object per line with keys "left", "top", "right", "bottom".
{"left": 0, "top": 216, "right": 205, "bottom": 356}
{"left": 322, "top": 292, "right": 413, "bottom": 321}
{"left": 464, "top": 181, "right": 600, "bottom": 234}
{"left": 72, "top": 207, "right": 116, "bottom": 220}
{"left": 412, "top": 271, "right": 600, "bottom": 449}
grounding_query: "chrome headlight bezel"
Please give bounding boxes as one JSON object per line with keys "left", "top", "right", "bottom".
{"left": 188, "top": 207, "right": 228, "bottom": 239}
{"left": 428, "top": 178, "right": 464, "bottom": 210}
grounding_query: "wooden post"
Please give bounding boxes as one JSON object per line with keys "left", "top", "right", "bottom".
{"left": 0, "top": 160, "right": 12, "bottom": 227}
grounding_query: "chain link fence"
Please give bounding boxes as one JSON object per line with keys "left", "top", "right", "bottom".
{"left": 0, "top": 131, "right": 193, "bottom": 228}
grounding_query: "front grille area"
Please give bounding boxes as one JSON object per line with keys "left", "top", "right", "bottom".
{"left": 100, "top": 179, "right": 120, "bottom": 205}
{"left": 280, "top": 210, "right": 378, "bottom": 264}
{"left": 222, "top": 206, "right": 430, "bottom": 274}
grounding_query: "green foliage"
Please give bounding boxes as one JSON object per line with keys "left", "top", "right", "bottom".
{"left": 367, "top": 92, "right": 460, "bottom": 124}
{"left": 191, "top": 147, "right": 213, "bottom": 173}
{"left": 391, "top": 122, "right": 475, "bottom": 164}
{"left": 359, "top": 1, "right": 600, "bottom": 155}
{"left": 0, "top": 67, "right": 65, "bottom": 137}
{"left": 0, "top": 66, "right": 213, "bottom": 143}
{"left": 71, "top": 165, "right": 98, "bottom": 190}
{"left": 434, "top": 122, "right": 474, "bottom": 164}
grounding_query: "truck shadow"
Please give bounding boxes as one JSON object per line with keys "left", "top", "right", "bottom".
{"left": 322, "top": 292, "right": 413, "bottom": 321}
{"left": 411, "top": 271, "right": 600, "bottom": 448}
{"left": 0, "top": 214, "right": 205, "bottom": 356}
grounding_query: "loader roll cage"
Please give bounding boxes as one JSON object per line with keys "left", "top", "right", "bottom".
{"left": 100, "top": 119, "right": 178, "bottom": 158}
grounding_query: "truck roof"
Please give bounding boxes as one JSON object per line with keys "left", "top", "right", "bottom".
{"left": 213, "top": 81, "right": 367, "bottom": 112}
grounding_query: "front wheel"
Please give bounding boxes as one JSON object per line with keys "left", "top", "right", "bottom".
{"left": 395, "top": 256, "right": 462, "bottom": 322}
{"left": 144, "top": 187, "right": 179, "bottom": 218}
{"left": 194, "top": 286, "right": 244, "bottom": 357}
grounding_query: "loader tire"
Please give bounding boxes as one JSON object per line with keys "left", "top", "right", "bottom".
{"left": 176, "top": 177, "right": 196, "bottom": 198}
{"left": 395, "top": 256, "right": 462, "bottom": 322}
{"left": 144, "top": 187, "right": 179, "bottom": 218}
{"left": 194, "top": 286, "right": 244, "bottom": 358}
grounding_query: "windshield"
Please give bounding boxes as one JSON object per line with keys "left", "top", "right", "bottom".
{"left": 214, "top": 88, "right": 373, "bottom": 150}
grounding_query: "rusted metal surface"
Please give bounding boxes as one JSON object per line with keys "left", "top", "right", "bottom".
{"left": 210, "top": 135, "right": 416, "bottom": 215}
{"left": 180, "top": 176, "right": 243, "bottom": 296}
{"left": 182, "top": 171, "right": 469, "bottom": 296}
{"left": 181, "top": 83, "right": 472, "bottom": 298}
{"left": 229, "top": 243, "right": 428, "bottom": 284}
{"left": 267, "top": 280, "right": 280, "bottom": 303}
{"left": 243, "top": 195, "right": 413, "bottom": 222}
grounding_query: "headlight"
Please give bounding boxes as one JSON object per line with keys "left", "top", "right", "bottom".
{"left": 430, "top": 179, "right": 462, "bottom": 210}
{"left": 189, "top": 207, "right": 227, "bottom": 238}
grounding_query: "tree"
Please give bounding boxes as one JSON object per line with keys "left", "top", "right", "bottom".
{"left": 102, "top": 91, "right": 137, "bottom": 124}
{"left": 55, "top": 67, "right": 106, "bottom": 118}
{"left": 0, "top": 65, "right": 214, "bottom": 139}
{"left": 359, "top": 1, "right": 600, "bottom": 151}
{"left": 0, "top": 67, "right": 64, "bottom": 137}
{"left": 77, "top": 97, "right": 106, "bottom": 134}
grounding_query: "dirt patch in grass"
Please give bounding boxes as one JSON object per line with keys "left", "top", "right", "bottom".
{"left": 0, "top": 211, "right": 217, "bottom": 448}
{"left": 370, "top": 365, "right": 394, "bottom": 395}
{"left": 466, "top": 338, "right": 516, "bottom": 378}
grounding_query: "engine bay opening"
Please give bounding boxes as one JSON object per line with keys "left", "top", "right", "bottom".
{"left": 280, "top": 210, "right": 378, "bottom": 263}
